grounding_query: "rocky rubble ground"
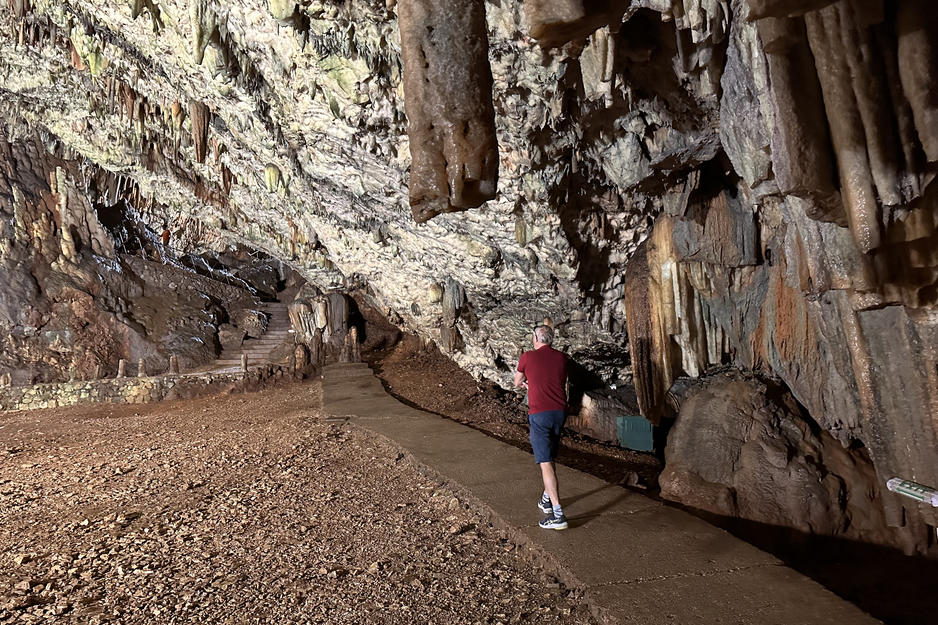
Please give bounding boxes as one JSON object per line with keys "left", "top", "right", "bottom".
{"left": 0, "top": 384, "right": 595, "bottom": 624}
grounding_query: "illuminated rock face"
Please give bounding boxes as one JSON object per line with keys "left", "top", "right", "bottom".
{"left": 1, "top": 0, "right": 938, "bottom": 550}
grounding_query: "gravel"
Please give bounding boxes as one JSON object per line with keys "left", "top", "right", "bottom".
{"left": 0, "top": 383, "right": 597, "bottom": 624}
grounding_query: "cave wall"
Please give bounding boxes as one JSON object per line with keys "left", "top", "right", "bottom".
{"left": 622, "top": 0, "right": 938, "bottom": 549}
{"left": 0, "top": 130, "right": 257, "bottom": 382}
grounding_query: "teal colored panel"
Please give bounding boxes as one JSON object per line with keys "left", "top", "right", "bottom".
{"left": 616, "top": 415, "right": 654, "bottom": 452}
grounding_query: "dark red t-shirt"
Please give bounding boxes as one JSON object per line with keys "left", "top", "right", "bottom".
{"left": 518, "top": 346, "right": 567, "bottom": 414}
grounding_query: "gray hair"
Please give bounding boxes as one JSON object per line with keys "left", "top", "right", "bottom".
{"left": 534, "top": 325, "right": 554, "bottom": 345}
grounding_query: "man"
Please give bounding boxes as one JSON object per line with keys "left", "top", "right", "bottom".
{"left": 515, "top": 323, "right": 568, "bottom": 530}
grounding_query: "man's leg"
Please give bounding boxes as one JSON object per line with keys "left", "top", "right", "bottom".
{"left": 540, "top": 461, "right": 560, "bottom": 507}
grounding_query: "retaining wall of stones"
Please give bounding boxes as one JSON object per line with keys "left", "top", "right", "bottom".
{"left": 0, "top": 366, "right": 294, "bottom": 412}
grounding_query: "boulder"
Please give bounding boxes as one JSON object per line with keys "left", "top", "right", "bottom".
{"left": 218, "top": 324, "right": 246, "bottom": 351}
{"left": 233, "top": 309, "right": 268, "bottom": 339}
{"left": 566, "top": 387, "right": 639, "bottom": 444}
{"left": 660, "top": 373, "right": 897, "bottom": 547}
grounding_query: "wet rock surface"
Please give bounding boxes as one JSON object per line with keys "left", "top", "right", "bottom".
{"left": 0, "top": 384, "right": 595, "bottom": 624}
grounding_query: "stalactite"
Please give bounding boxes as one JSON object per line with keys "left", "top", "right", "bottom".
{"left": 10, "top": 0, "right": 31, "bottom": 19}
{"left": 841, "top": 0, "right": 902, "bottom": 208}
{"left": 874, "top": 15, "right": 924, "bottom": 203}
{"left": 398, "top": 0, "right": 498, "bottom": 223}
{"left": 759, "top": 16, "right": 845, "bottom": 225}
{"left": 804, "top": 5, "right": 881, "bottom": 253}
{"left": 896, "top": 0, "right": 938, "bottom": 163}
{"left": 189, "top": 100, "right": 209, "bottom": 164}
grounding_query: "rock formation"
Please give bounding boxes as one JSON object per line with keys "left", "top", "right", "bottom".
{"left": 1, "top": 0, "right": 937, "bottom": 552}
{"left": 660, "top": 372, "right": 906, "bottom": 548}
{"left": 399, "top": 0, "right": 499, "bottom": 222}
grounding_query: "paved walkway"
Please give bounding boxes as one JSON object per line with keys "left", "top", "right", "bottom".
{"left": 321, "top": 362, "right": 881, "bottom": 625}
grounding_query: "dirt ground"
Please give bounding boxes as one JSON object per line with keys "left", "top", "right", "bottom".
{"left": 0, "top": 384, "right": 597, "bottom": 624}
{"left": 365, "top": 335, "right": 662, "bottom": 490}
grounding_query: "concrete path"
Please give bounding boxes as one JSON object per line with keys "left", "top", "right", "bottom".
{"left": 321, "top": 362, "right": 881, "bottom": 625}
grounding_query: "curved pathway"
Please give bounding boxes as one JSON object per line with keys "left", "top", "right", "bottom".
{"left": 322, "top": 362, "right": 882, "bottom": 625}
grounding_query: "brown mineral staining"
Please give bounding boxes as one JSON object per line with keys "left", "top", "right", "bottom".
{"left": 398, "top": 0, "right": 498, "bottom": 223}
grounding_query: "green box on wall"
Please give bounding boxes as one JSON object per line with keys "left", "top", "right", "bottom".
{"left": 616, "top": 415, "right": 654, "bottom": 452}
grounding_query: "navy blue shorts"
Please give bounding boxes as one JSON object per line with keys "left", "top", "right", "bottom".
{"left": 529, "top": 410, "right": 565, "bottom": 464}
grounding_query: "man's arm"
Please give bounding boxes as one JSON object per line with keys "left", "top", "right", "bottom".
{"left": 515, "top": 352, "right": 528, "bottom": 388}
{"left": 514, "top": 370, "right": 528, "bottom": 389}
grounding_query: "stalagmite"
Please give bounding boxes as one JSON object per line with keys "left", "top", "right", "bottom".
{"left": 398, "top": 0, "right": 498, "bottom": 223}
{"left": 117, "top": 359, "right": 126, "bottom": 378}
{"left": 325, "top": 293, "right": 349, "bottom": 338}
{"left": 350, "top": 326, "right": 361, "bottom": 363}
{"left": 315, "top": 299, "right": 328, "bottom": 332}
{"left": 169, "top": 355, "right": 179, "bottom": 374}
{"left": 289, "top": 300, "right": 317, "bottom": 345}
{"left": 840, "top": 1, "right": 902, "bottom": 208}
{"left": 896, "top": 0, "right": 938, "bottom": 162}
{"left": 310, "top": 328, "right": 323, "bottom": 367}
{"left": 759, "top": 16, "right": 845, "bottom": 225}
{"left": 804, "top": 6, "right": 881, "bottom": 253}
{"left": 439, "top": 278, "right": 466, "bottom": 354}
{"left": 294, "top": 344, "right": 308, "bottom": 372}
{"left": 624, "top": 242, "right": 660, "bottom": 420}
{"left": 138, "top": 359, "right": 146, "bottom": 377}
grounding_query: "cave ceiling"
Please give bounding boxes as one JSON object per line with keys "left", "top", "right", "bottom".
{"left": 1, "top": 0, "right": 723, "bottom": 385}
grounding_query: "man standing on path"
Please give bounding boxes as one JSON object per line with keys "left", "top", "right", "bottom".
{"left": 515, "top": 323, "right": 569, "bottom": 530}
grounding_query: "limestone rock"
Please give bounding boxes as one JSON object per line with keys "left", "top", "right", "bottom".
{"left": 660, "top": 373, "right": 899, "bottom": 546}
{"left": 399, "top": 0, "right": 498, "bottom": 222}
{"left": 218, "top": 324, "right": 246, "bottom": 351}
{"left": 233, "top": 309, "right": 269, "bottom": 339}
{"left": 566, "top": 387, "right": 639, "bottom": 444}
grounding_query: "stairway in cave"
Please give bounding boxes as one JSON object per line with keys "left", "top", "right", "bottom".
{"left": 215, "top": 302, "right": 292, "bottom": 369}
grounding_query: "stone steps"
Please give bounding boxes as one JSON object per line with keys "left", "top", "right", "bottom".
{"left": 214, "top": 301, "right": 294, "bottom": 368}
